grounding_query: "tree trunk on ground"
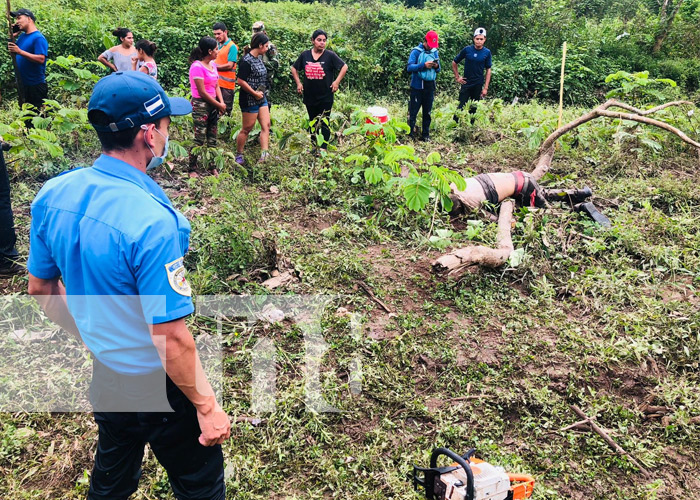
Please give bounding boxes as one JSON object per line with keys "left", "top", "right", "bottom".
{"left": 433, "top": 201, "right": 514, "bottom": 274}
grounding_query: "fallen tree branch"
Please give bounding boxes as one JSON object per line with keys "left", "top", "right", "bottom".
{"left": 595, "top": 109, "right": 700, "bottom": 149}
{"left": 571, "top": 405, "right": 651, "bottom": 479}
{"left": 358, "top": 280, "right": 392, "bottom": 313}
{"left": 432, "top": 201, "right": 514, "bottom": 274}
{"left": 559, "top": 418, "right": 593, "bottom": 432}
{"left": 532, "top": 99, "right": 699, "bottom": 179}
{"left": 607, "top": 99, "right": 694, "bottom": 116}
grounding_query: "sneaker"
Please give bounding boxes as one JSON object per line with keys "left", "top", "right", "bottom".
{"left": 420, "top": 136, "right": 431, "bottom": 143}
{"left": 258, "top": 151, "right": 270, "bottom": 163}
{"left": 0, "top": 262, "right": 24, "bottom": 278}
{"left": 235, "top": 153, "right": 245, "bottom": 166}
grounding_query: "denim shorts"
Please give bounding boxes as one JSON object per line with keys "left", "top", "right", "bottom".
{"left": 241, "top": 99, "right": 268, "bottom": 114}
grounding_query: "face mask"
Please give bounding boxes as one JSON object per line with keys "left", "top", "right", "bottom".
{"left": 142, "top": 125, "right": 169, "bottom": 171}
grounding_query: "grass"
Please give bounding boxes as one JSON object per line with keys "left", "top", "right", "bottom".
{"left": 1, "top": 92, "right": 699, "bottom": 499}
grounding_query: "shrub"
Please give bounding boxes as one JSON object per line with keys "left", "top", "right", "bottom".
{"left": 1, "top": 0, "right": 251, "bottom": 92}
{"left": 1, "top": 0, "right": 698, "bottom": 106}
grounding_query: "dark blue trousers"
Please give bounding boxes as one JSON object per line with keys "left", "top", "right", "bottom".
{"left": 408, "top": 81, "right": 436, "bottom": 139}
{"left": 88, "top": 361, "right": 225, "bottom": 500}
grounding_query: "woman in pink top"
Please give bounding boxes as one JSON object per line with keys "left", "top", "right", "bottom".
{"left": 188, "top": 36, "right": 226, "bottom": 173}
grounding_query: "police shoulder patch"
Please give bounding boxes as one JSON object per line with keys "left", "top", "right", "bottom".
{"left": 164, "top": 257, "right": 192, "bottom": 297}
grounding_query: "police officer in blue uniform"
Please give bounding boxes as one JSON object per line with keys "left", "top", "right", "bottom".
{"left": 27, "top": 71, "right": 230, "bottom": 500}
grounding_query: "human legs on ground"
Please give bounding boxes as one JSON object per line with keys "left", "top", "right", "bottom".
{"left": 306, "top": 102, "right": 333, "bottom": 148}
{"left": 205, "top": 106, "right": 219, "bottom": 148}
{"left": 455, "top": 85, "right": 481, "bottom": 124}
{"left": 220, "top": 88, "right": 234, "bottom": 116}
{"left": 407, "top": 88, "right": 423, "bottom": 136}
{"left": 237, "top": 112, "right": 259, "bottom": 153}
{"left": 421, "top": 84, "right": 435, "bottom": 140}
{"left": 22, "top": 83, "right": 48, "bottom": 129}
{"left": 189, "top": 99, "right": 209, "bottom": 169}
{"left": 257, "top": 105, "right": 271, "bottom": 159}
{"left": 146, "top": 386, "right": 225, "bottom": 500}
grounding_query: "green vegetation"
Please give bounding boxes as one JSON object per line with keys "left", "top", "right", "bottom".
{"left": 2, "top": 0, "right": 700, "bottom": 103}
{"left": 2, "top": 0, "right": 700, "bottom": 498}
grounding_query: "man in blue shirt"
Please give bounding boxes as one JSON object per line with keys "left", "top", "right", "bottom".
{"left": 452, "top": 27, "right": 492, "bottom": 123}
{"left": 8, "top": 9, "right": 48, "bottom": 114}
{"left": 27, "top": 71, "right": 230, "bottom": 500}
{"left": 406, "top": 30, "right": 440, "bottom": 142}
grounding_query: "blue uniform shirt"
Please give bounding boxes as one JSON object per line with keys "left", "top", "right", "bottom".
{"left": 15, "top": 30, "right": 49, "bottom": 86}
{"left": 28, "top": 155, "right": 194, "bottom": 375}
{"left": 453, "top": 45, "right": 492, "bottom": 88}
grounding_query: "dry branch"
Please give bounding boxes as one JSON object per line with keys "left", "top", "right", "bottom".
{"left": 596, "top": 110, "right": 700, "bottom": 149}
{"left": 358, "top": 281, "right": 392, "bottom": 313}
{"left": 559, "top": 418, "right": 593, "bottom": 432}
{"left": 532, "top": 99, "right": 698, "bottom": 179}
{"left": 607, "top": 99, "right": 694, "bottom": 116}
{"left": 571, "top": 405, "right": 651, "bottom": 478}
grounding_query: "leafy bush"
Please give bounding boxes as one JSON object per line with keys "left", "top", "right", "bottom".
{"left": 342, "top": 109, "right": 466, "bottom": 213}
{"left": 655, "top": 59, "right": 700, "bottom": 92}
{"left": 2, "top": 0, "right": 250, "bottom": 92}
{"left": 604, "top": 70, "right": 678, "bottom": 105}
{"left": 1, "top": 0, "right": 698, "bottom": 106}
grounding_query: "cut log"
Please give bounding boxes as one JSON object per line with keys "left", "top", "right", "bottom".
{"left": 433, "top": 201, "right": 514, "bottom": 274}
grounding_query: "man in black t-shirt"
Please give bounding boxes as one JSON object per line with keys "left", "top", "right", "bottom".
{"left": 291, "top": 29, "right": 348, "bottom": 149}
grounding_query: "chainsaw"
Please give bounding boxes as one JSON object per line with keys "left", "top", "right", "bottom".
{"left": 412, "top": 448, "right": 535, "bottom": 500}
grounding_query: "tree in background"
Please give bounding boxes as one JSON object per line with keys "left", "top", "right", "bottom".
{"left": 652, "top": 0, "right": 685, "bottom": 53}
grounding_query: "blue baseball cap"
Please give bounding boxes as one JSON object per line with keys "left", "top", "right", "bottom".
{"left": 88, "top": 71, "right": 191, "bottom": 132}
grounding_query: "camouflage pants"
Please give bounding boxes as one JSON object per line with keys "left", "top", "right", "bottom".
{"left": 191, "top": 98, "right": 218, "bottom": 147}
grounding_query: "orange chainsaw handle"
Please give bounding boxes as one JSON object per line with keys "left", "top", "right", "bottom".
{"left": 508, "top": 473, "right": 535, "bottom": 499}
